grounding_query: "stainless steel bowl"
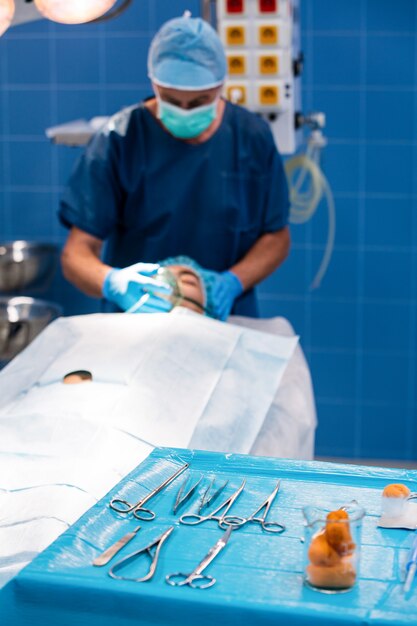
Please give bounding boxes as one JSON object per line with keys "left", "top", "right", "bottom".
{"left": 0, "top": 241, "right": 58, "bottom": 293}
{"left": 0, "top": 297, "right": 62, "bottom": 363}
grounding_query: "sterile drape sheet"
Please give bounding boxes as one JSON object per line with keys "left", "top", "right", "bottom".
{"left": 0, "top": 309, "right": 307, "bottom": 588}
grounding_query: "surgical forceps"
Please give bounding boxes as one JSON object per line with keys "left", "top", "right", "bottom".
{"left": 173, "top": 474, "right": 203, "bottom": 515}
{"left": 166, "top": 526, "right": 232, "bottom": 589}
{"left": 109, "top": 462, "right": 189, "bottom": 520}
{"left": 198, "top": 478, "right": 229, "bottom": 513}
{"left": 222, "top": 480, "right": 285, "bottom": 533}
{"left": 180, "top": 480, "right": 246, "bottom": 528}
{"left": 109, "top": 525, "right": 175, "bottom": 582}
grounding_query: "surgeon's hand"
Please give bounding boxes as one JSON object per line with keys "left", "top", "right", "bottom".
{"left": 211, "top": 270, "right": 243, "bottom": 321}
{"left": 102, "top": 262, "right": 173, "bottom": 313}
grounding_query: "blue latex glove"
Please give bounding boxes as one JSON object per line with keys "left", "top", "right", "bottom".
{"left": 211, "top": 270, "right": 243, "bottom": 321}
{"left": 102, "top": 262, "right": 173, "bottom": 313}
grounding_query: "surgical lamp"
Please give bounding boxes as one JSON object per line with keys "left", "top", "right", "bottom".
{"left": 34, "top": 0, "right": 118, "bottom": 24}
{"left": 0, "top": 0, "right": 14, "bottom": 36}
{"left": 0, "top": 0, "right": 132, "bottom": 36}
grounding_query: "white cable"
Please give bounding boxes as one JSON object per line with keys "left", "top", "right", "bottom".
{"left": 284, "top": 140, "right": 336, "bottom": 290}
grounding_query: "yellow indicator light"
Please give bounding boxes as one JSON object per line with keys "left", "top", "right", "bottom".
{"left": 226, "top": 25, "right": 246, "bottom": 45}
{"left": 258, "top": 24, "right": 278, "bottom": 45}
{"left": 226, "top": 85, "right": 247, "bottom": 104}
{"left": 259, "top": 55, "right": 279, "bottom": 75}
{"left": 259, "top": 85, "right": 279, "bottom": 105}
{"left": 228, "top": 55, "right": 246, "bottom": 75}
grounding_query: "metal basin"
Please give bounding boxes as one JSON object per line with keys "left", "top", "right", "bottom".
{"left": 0, "top": 241, "right": 58, "bottom": 293}
{"left": 0, "top": 297, "right": 62, "bottom": 363}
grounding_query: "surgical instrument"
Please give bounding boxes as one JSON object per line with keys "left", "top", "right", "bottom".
{"left": 198, "top": 478, "right": 229, "bottom": 513}
{"left": 173, "top": 474, "right": 203, "bottom": 515}
{"left": 109, "top": 525, "right": 175, "bottom": 583}
{"left": 180, "top": 480, "right": 246, "bottom": 528}
{"left": 166, "top": 526, "right": 232, "bottom": 589}
{"left": 404, "top": 531, "right": 417, "bottom": 593}
{"left": 109, "top": 462, "right": 189, "bottom": 520}
{"left": 222, "top": 480, "right": 285, "bottom": 534}
{"left": 93, "top": 525, "right": 141, "bottom": 567}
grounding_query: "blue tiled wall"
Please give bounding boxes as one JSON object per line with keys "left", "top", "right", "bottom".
{"left": 0, "top": 1, "right": 416, "bottom": 461}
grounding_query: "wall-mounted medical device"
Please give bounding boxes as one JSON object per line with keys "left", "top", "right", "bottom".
{"left": 213, "top": 0, "right": 302, "bottom": 154}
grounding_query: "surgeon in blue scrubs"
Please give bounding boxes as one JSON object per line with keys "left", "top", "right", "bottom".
{"left": 59, "top": 14, "right": 290, "bottom": 320}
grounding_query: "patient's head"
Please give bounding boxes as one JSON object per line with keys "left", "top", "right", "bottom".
{"left": 157, "top": 256, "right": 216, "bottom": 318}
{"left": 161, "top": 265, "right": 206, "bottom": 314}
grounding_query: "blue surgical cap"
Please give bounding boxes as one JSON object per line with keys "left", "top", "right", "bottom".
{"left": 148, "top": 15, "right": 226, "bottom": 90}
{"left": 159, "top": 256, "right": 218, "bottom": 318}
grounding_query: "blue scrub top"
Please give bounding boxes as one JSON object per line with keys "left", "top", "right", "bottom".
{"left": 59, "top": 100, "right": 289, "bottom": 317}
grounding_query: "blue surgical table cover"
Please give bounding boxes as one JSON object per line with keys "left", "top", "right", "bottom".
{"left": 1, "top": 447, "right": 417, "bottom": 625}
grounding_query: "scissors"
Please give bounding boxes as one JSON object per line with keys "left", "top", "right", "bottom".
{"left": 109, "top": 462, "right": 189, "bottom": 520}
{"left": 222, "top": 480, "right": 285, "bottom": 533}
{"left": 166, "top": 526, "right": 232, "bottom": 589}
{"left": 109, "top": 525, "right": 175, "bottom": 582}
{"left": 180, "top": 480, "right": 246, "bottom": 528}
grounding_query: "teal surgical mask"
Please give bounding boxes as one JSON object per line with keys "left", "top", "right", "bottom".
{"left": 156, "top": 97, "right": 218, "bottom": 139}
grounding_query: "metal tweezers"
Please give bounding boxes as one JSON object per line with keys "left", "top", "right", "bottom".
{"left": 173, "top": 474, "right": 204, "bottom": 514}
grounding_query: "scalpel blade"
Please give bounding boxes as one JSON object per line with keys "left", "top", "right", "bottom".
{"left": 93, "top": 526, "right": 141, "bottom": 567}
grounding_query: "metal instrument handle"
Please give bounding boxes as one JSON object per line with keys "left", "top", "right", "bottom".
{"left": 109, "top": 498, "right": 135, "bottom": 514}
{"left": 93, "top": 525, "right": 141, "bottom": 567}
{"left": 179, "top": 513, "right": 207, "bottom": 526}
{"left": 133, "top": 507, "right": 155, "bottom": 521}
{"left": 254, "top": 519, "right": 285, "bottom": 533}
{"left": 165, "top": 572, "right": 216, "bottom": 589}
{"left": 218, "top": 515, "right": 246, "bottom": 529}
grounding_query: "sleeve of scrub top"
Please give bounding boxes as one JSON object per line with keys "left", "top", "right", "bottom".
{"left": 261, "top": 132, "right": 291, "bottom": 233}
{"left": 58, "top": 128, "right": 123, "bottom": 241}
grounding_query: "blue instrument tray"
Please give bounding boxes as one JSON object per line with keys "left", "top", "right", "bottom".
{"left": 2, "top": 447, "right": 417, "bottom": 625}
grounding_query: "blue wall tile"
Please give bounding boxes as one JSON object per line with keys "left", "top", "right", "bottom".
{"left": 365, "top": 91, "right": 415, "bottom": 142}
{"left": 105, "top": 36, "right": 151, "bottom": 85}
{"left": 364, "top": 198, "right": 413, "bottom": 248}
{"left": 359, "top": 405, "right": 408, "bottom": 460}
{"left": 362, "top": 302, "right": 411, "bottom": 354}
{"left": 314, "top": 402, "right": 357, "bottom": 457}
{"left": 366, "top": 35, "right": 415, "bottom": 86}
{"left": 312, "top": 35, "right": 362, "bottom": 86}
{"left": 55, "top": 38, "right": 102, "bottom": 85}
{"left": 6, "top": 39, "right": 51, "bottom": 85}
{"left": 8, "top": 141, "right": 53, "bottom": 186}
{"left": 367, "top": 0, "right": 416, "bottom": 33}
{"left": 310, "top": 351, "right": 357, "bottom": 401}
{"left": 363, "top": 251, "right": 412, "bottom": 300}
{"left": 8, "top": 191, "right": 55, "bottom": 240}
{"left": 365, "top": 144, "right": 414, "bottom": 195}
{"left": 56, "top": 90, "right": 103, "bottom": 123}
{"left": 361, "top": 354, "right": 409, "bottom": 405}
{"left": 310, "top": 300, "right": 357, "bottom": 351}
{"left": 261, "top": 247, "right": 310, "bottom": 295}
{"left": 8, "top": 90, "right": 52, "bottom": 135}
{"left": 309, "top": 0, "right": 362, "bottom": 32}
